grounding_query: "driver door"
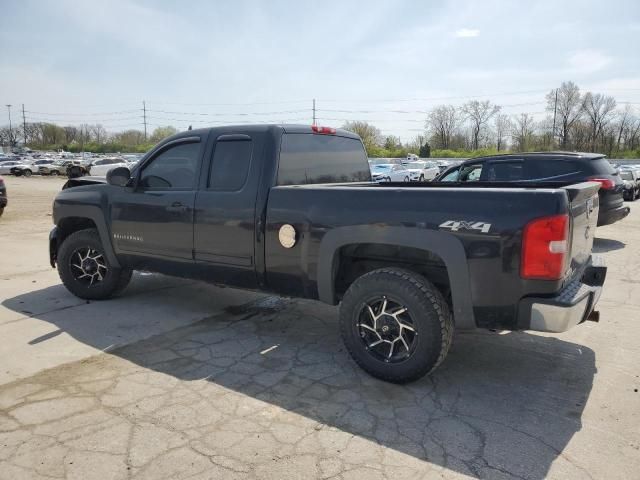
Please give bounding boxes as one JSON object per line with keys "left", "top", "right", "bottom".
{"left": 110, "top": 137, "right": 204, "bottom": 262}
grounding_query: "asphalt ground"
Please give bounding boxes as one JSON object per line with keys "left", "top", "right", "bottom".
{"left": 0, "top": 175, "right": 638, "bottom": 479}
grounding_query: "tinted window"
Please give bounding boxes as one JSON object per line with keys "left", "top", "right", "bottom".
{"left": 209, "top": 139, "right": 252, "bottom": 191}
{"left": 533, "top": 160, "right": 580, "bottom": 179}
{"left": 441, "top": 168, "right": 460, "bottom": 181}
{"left": 459, "top": 164, "right": 482, "bottom": 182}
{"left": 620, "top": 171, "right": 633, "bottom": 180}
{"left": 486, "top": 161, "right": 524, "bottom": 181}
{"left": 589, "top": 157, "right": 617, "bottom": 175}
{"left": 277, "top": 134, "right": 371, "bottom": 185}
{"left": 140, "top": 142, "right": 200, "bottom": 189}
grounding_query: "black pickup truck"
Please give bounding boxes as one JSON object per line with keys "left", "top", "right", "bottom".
{"left": 50, "top": 125, "right": 606, "bottom": 383}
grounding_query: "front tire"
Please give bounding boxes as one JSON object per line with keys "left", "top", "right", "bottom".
{"left": 419, "top": 174, "right": 425, "bottom": 182}
{"left": 339, "top": 267, "right": 453, "bottom": 383}
{"left": 57, "top": 228, "right": 132, "bottom": 300}
{"left": 23, "top": 169, "right": 32, "bottom": 177}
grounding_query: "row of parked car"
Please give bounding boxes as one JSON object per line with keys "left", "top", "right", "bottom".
{"left": 367, "top": 152, "right": 636, "bottom": 227}
{"left": 0, "top": 155, "right": 140, "bottom": 178}
{"left": 369, "top": 158, "right": 454, "bottom": 182}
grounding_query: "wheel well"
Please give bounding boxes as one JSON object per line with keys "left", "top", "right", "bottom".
{"left": 333, "top": 243, "right": 452, "bottom": 303}
{"left": 57, "top": 217, "right": 98, "bottom": 246}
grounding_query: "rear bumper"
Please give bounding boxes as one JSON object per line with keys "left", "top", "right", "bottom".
{"left": 518, "top": 257, "right": 607, "bottom": 333}
{"left": 598, "top": 204, "right": 630, "bottom": 226}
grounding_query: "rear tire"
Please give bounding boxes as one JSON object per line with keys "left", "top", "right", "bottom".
{"left": 23, "top": 169, "right": 32, "bottom": 177}
{"left": 57, "top": 228, "right": 132, "bottom": 300}
{"left": 339, "top": 267, "right": 453, "bottom": 383}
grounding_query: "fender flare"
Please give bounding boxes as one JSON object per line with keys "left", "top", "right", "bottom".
{"left": 55, "top": 205, "right": 120, "bottom": 268}
{"left": 317, "top": 226, "right": 476, "bottom": 329}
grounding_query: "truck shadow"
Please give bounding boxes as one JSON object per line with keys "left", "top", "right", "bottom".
{"left": 2, "top": 291, "right": 595, "bottom": 479}
{"left": 593, "top": 237, "right": 626, "bottom": 253}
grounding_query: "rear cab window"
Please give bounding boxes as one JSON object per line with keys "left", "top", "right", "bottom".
{"left": 277, "top": 134, "right": 371, "bottom": 185}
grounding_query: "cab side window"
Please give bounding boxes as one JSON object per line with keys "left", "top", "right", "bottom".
{"left": 140, "top": 142, "right": 200, "bottom": 190}
{"left": 208, "top": 139, "right": 252, "bottom": 191}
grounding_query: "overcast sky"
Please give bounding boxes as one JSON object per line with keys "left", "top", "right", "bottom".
{"left": 1, "top": 0, "right": 639, "bottom": 140}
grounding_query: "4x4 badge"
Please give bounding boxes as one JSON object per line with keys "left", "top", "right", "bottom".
{"left": 439, "top": 220, "right": 491, "bottom": 233}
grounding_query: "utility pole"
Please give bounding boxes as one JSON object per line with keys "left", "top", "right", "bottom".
{"left": 143, "top": 100, "right": 147, "bottom": 141}
{"left": 5, "top": 104, "right": 12, "bottom": 148}
{"left": 22, "top": 104, "right": 27, "bottom": 147}
{"left": 552, "top": 88, "right": 558, "bottom": 148}
{"left": 312, "top": 99, "right": 316, "bottom": 126}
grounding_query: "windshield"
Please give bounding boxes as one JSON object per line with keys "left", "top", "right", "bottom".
{"left": 372, "top": 165, "right": 392, "bottom": 171}
{"left": 407, "top": 162, "right": 425, "bottom": 169}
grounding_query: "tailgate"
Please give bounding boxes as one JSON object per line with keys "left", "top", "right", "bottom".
{"left": 564, "top": 182, "right": 600, "bottom": 276}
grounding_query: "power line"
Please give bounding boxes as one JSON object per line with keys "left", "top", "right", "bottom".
{"left": 147, "top": 99, "right": 310, "bottom": 106}
{"left": 145, "top": 108, "right": 310, "bottom": 117}
{"left": 23, "top": 109, "right": 140, "bottom": 116}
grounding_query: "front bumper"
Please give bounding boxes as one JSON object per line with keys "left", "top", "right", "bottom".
{"left": 49, "top": 227, "right": 58, "bottom": 268}
{"left": 518, "top": 257, "right": 607, "bottom": 333}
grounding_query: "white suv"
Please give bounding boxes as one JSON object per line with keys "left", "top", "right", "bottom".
{"left": 88, "top": 158, "right": 129, "bottom": 177}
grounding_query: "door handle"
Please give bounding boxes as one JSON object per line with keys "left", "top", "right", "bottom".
{"left": 166, "top": 202, "right": 189, "bottom": 213}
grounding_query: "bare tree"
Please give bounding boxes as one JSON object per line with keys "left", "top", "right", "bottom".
{"left": 546, "top": 81, "right": 582, "bottom": 149}
{"left": 494, "top": 114, "right": 511, "bottom": 151}
{"left": 622, "top": 114, "right": 640, "bottom": 151}
{"left": 462, "top": 100, "right": 501, "bottom": 150}
{"left": 581, "top": 92, "right": 617, "bottom": 151}
{"left": 511, "top": 113, "right": 536, "bottom": 151}
{"left": 341, "top": 121, "right": 381, "bottom": 152}
{"left": 0, "top": 125, "right": 20, "bottom": 147}
{"left": 614, "top": 105, "right": 633, "bottom": 155}
{"left": 90, "top": 124, "right": 107, "bottom": 144}
{"left": 64, "top": 126, "right": 79, "bottom": 143}
{"left": 426, "top": 105, "right": 460, "bottom": 149}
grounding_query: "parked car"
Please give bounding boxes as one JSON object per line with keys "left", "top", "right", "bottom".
{"left": 37, "top": 160, "right": 67, "bottom": 176}
{"left": 66, "top": 161, "right": 90, "bottom": 179}
{"left": 619, "top": 168, "right": 640, "bottom": 201}
{"left": 371, "top": 163, "right": 411, "bottom": 182}
{"left": 87, "top": 157, "right": 129, "bottom": 177}
{"left": 5, "top": 160, "right": 34, "bottom": 177}
{"left": 405, "top": 161, "right": 440, "bottom": 181}
{"left": 0, "top": 175, "right": 6, "bottom": 216}
{"left": 0, "top": 160, "right": 29, "bottom": 175}
{"left": 50, "top": 125, "right": 606, "bottom": 383}
{"left": 434, "top": 152, "right": 629, "bottom": 226}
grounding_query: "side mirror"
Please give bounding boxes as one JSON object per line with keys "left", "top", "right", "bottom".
{"left": 106, "top": 166, "right": 131, "bottom": 187}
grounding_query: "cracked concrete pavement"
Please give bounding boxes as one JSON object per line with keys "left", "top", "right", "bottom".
{"left": 1, "top": 175, "right": 639, "bottom": 479}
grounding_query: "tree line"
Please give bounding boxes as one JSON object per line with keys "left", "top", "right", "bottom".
{"left": 0, "top": 123, "right": 178, "bottom": 153}
{"left": 2, "top": 81, "right": 639, "bottom": 158}
{"left": 345, "top": 81, "right": 640, "bottom": 158}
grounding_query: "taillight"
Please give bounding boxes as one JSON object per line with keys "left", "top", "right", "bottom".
{"left": 587, "top": 177, "right": 615, "bottom": 190}
{"left": 311, "top": 125, "right": 336, "bottom": 135}
{"left": 521, "top": 214, "right": 569, "bottom": 280}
